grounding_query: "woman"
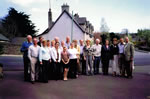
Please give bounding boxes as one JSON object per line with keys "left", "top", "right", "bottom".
{"left": 39, "top": 40, "right": 51, "bottom": 83}
{"left": 110, "top": 38, "right": 119, "bottom": 76}
{"left": 83, "top": 40, "right": 93, "bottom": 76}
{"left": 51, "top": 42, "right": 61, "bottom": 80}
{"left": 101, "top": 40, "right": 111, "bottom": 75}
{"left": 61, "top": 46, "right": 70, "bottom": 81}
{"left": 51, "top": 40, "right": 55, "bottom": 48}
{"left": 68, "top": 42, "right": 78, "bottom": 78}
{"left": 47, "top": 40, "right": 53, "bottom": 80}
{"left": 73, "top": 40, "right": 80, "bottom": 76}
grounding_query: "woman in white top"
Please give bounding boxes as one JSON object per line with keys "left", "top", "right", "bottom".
{"left": 68, "top": 42, "right": 78, "bottom": 78}
{"left": 39, "top": 40, "right": 51, "bottom": 83}
{"left": 47, "top": 40, "right": 53, "bottom": 80}
{"left": 51, "top": 42, "right": 62, "bottom": 80}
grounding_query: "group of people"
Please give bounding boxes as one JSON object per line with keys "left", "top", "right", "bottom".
{"left": 20, "top": 35, "right": 134, "bottom": 84}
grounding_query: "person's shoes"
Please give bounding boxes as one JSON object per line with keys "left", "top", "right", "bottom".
{"left": 76, "top": 75, "right": 79, "bottom": 78}
{"left": 31, "top": 81, "right": 35, "bottom": 84}
{"left": 127, "top": 76, "right": 133, "bottom": 79}
{"left": 86, "top": 73, "right": 90, "bottom": 76}
{"left": 63, "top": 78, "right": 68, "bottom": 81}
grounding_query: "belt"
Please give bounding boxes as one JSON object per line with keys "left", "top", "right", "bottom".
{"left": 31, "top": 56, "right": 38, "bottom": 58}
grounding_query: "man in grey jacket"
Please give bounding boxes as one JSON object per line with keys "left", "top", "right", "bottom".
{"left": 123, "top": 37, "right": 134, "bottom": 78}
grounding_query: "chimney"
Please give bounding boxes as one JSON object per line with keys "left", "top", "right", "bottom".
{"left": 61, "top": 3, "right": 69, "bottom": 13}
{"left": 48, "top": 8, "right": 52, "bottom": 28}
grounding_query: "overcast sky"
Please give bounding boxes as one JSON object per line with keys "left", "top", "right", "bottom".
{"left": 0, "top": 0, "right": 150, "bottom": 34}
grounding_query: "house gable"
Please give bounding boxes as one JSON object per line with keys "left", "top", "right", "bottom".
{"left": 40, "top": 10, "right": 86, "bottom": 41}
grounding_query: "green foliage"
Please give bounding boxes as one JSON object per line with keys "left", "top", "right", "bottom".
{"left": 1, "top": 7, "right": 38, "bottom": 39}
{"left": 109, "top": 32, "right": 120, "bottom": 42}
{"left": 101, "top": 33, "right": 109, "bottom": 44}
{"left": 127, "top": 34, "right": 133, "bottom": 42}
{"left": 137, "top": 29, "right": 150, "bottom": 47}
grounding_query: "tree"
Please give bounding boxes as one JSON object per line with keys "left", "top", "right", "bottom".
{"left": 1, "top": 7, "right": 38, "bottom": 39}
{"left": 109, "top": 32, "right": 120, "bottom": 43}
{"left": 137, "top": 29, "right": 150, "bottom": 47}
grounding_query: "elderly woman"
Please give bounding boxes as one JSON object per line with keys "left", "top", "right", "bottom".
{"left": 110, "top": 38, "right": 119, "bottom": 76}
{"left": 51, "top": 42, "right": 62, "bottom": 80}
{"left": 68, "top": 42, "right": 78, "bottom": 78}
{"left": 39, "top": 40, "right": 51, "bottom": 83}
{"left": 83, "top": 40, "right": 93, "bottom": 76}
{"left": 73, "top": 40, "right": 80, "bottom": 76}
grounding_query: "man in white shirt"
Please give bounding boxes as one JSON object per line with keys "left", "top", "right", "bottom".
{"left": 118, "top": 38, "right": 125, "bottom": 75}
{"left": 65, "top": 36, "right": 70, "bottom": 49}
{"left": 28, "top": 38, "right": 40, "bottom": 84}
{"left": 60, "top": 41, "right": 65, "bottom": 52}
{"left": 92, "top": 39, "right": 102, "bottom": 75}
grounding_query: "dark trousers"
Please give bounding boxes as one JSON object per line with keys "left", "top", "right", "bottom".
{"left": 23, "top": 57, "right": 30, "bottom": 81}
{"left": 118, "top": 54, "right": 125, "bottom": 74}
{"left": 123, "top": 60, "right": 133, "bottom": 77}
{"left": 52, "top": 62, "right": 62, "bottom": 80}
{"left": 68, "top": 59, "right": 77, "bottom": 78}
{"left": 40, "top": 60, "right": 49, "bottom": 82}
{"left": 80, "top": 54, "right": 86, "bottom": 74}
{"left": 93, "top": 56, "right": 101, "bottom": 74}
{"left": 48, "top": 62, "right": 53, "bottom": 80}
{"left": 102, "top": 59, "right": 110, "bottom": 75}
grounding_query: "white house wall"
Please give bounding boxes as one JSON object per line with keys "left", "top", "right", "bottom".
{"left": 42, "top": 12, "right": 84, "bottom": 42}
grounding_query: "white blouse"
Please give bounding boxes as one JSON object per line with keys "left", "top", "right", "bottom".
{"left": 68, "top": 48, "right": 78, "bottom": 59}
{"left": 39, "top": 47, "right": 51, "bottom": 62}
{"left": 51, "top": 47, "right": 61, "bottom": 62}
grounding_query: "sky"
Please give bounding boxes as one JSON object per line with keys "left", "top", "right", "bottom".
{"left": 0, "top": 0, "right": 150, "bottom": 34}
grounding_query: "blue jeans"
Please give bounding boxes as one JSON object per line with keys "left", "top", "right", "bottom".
{"left": 86, "top": 55, "right": 93, "bottom": 75}
{"left": 93, "top": 56, "right": 101, "bottom": 74}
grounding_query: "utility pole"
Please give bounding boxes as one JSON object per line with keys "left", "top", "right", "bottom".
{"left": 71, "top": 11, "right": 73, "bottom": 42}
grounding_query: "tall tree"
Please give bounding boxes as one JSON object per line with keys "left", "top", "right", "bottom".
{"left": 1, "top": 7, "right": 38, "bottom": 39}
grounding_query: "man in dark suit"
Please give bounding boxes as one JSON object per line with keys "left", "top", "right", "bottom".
{"left": 101, "top": 40, "right": 111, "bottom": 75}
{"left": 123, "top": 37, "right": 134, "bottom": 78}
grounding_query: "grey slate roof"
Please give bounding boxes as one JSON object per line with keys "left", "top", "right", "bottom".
{"left": 0, "top": 34, "right": 9, "bottom": 41}
{"left": 75, "top": 17, "right": 87, "bottom": 25}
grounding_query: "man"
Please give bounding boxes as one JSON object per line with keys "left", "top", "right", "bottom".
{"left": 92, "top": 39, "right": 102, "bottom": 75}
{"left": 28, "top": 38, "right": 40, "bottom": 84}
{"left": 118, "top": 38, "right": 125, "bottom": 76}
{"left": 65, "top": 36, "right": 70, "bottom": 49}
{"left": 20, "top": 35, "right": 33, "bottom": 81}
{"left": 54, "top": 37, "right": 59, "bottom": 43}
{"left": 79, "top": 40, "right": 86, "bottom": 75}
{"left": 37, "top": 36, "right": 43, "bottom": 47}
{"left": 60, "top": 41, "right": 65, "bottom": 52}
{"left": 123, "top": 37, "right": 134, "bottom": 78}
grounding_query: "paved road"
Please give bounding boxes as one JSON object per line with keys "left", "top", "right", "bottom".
{"left": 0, "top": 51, "right": 150, "bottom": 99}
{"left": 0, "top": 51, "right": 149, "bottom": 70}
{"left": 0, "top": 71, "right": 150, "bottom": 99}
